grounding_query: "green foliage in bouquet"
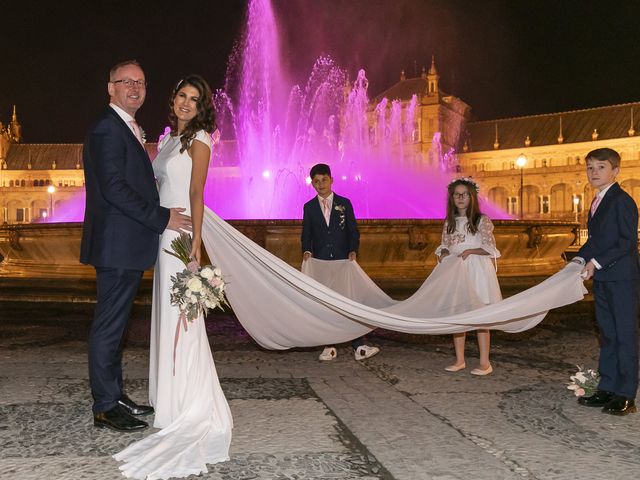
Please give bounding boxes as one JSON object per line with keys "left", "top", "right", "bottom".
{"left": 163, "top": 233, "right": 193, "bottom": 266}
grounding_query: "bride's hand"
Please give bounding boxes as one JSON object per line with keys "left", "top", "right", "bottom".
{"left": 190, "top": 240, "right": 202, "bottom": 265}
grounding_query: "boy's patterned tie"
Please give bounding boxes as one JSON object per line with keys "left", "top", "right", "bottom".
{"left": 321, "top": 198, "right": 330, "bottom": 226}
{"left": 590, "top": 195, "right": 601, "bottom": 216}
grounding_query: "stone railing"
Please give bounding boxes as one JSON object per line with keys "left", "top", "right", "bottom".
{"left": 0, "top": 220, "right": 578, "bottom": 290}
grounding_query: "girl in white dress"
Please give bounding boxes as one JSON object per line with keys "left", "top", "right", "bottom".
{"left": 436, "top": 178, "right": 501, "bottom": 376}
{"left": 114, "top": 75, "right": 232, "bottom": 479}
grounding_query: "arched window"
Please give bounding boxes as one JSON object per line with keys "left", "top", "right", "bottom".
{"left": 20, "top": 180, "right": 26, "bottom": 187}
{"left": 9, "top": 180, "right": 14, "bottom": 187}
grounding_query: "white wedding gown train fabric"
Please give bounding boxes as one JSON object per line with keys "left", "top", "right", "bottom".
{"left": 201, "top": 207, "right": 587, "bottom": 348}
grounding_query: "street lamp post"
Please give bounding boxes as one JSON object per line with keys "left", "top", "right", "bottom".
{"left": 573, "top": 196, "right": 580, "bottom": 223}
{"left": 516, "top": 154, "right": 527, "bottom": 219}
{"left": 47, "top": 185, "right": 56, "bottom": 221}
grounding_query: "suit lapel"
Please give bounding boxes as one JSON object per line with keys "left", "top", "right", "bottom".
{"left": 591, "top": 184, "right": 617, "bottom": 220}
{"left": 107, "top": 107, "right": 150, "bottom": 157}
{"left": 329, "top": 194, "right": 342, "bottom": 227}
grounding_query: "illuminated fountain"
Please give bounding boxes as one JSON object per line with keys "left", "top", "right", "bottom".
{"left": 0, "top": 0, "right": 578, "bottom": 289}
{"left": 207, "top": 0, "right": 504, "bottom": 220}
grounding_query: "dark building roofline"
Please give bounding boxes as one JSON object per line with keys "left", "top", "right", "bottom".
{"left": 463, "top": 101, "right": 640, "bottom": 152}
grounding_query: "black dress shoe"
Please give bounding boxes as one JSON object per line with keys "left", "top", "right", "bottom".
{"left": 602, "top": 396, "right": 637, "bottom": 416}
{"left": 94, "top": 404, "right": 148, "bottom": 432}
{"left": 118, "top": 393, "right": 154, "bottom": 416}
{"left": 577, "top": 390, "right": 613, "bottom": 407}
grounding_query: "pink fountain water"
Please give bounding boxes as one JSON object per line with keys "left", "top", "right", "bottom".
{"left": 206, "top": 0, "right": 506, "bottom": 220}
{"left": 54, "top": 0, "right": 506, "bottom": 222}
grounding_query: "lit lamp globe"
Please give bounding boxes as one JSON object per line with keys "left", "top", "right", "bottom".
{"left": 516, "top": 154, "right": 527, "bottom": 168}
{"left": 47, "top": 185, "right": 56, "bottom": 194}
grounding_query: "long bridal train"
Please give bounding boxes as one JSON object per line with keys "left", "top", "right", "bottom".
{"left": 201, "top": 206, "right": 587, "bottom": 348}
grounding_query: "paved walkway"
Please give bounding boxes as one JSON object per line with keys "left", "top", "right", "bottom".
{"left": 1, "top": 301, "right": 638, "bottom": 479}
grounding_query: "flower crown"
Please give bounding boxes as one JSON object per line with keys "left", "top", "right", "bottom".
{"left": 448, "top": 176, "right": 480, "bottom": 193}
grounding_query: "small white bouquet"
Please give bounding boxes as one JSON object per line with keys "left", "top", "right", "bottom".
{"left": 567, "top": 365, "right": 600, "bottom": 397}
{"left": 163, "top": 233, "right": 228, "bottom": 322}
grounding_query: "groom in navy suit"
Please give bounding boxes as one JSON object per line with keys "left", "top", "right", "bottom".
{"left": 302, "top": 163, "right": 380, "bottom": 361}
{"left": 81, "top": 60, "right": 191, "bottom": 431}
{"left": 575, "top": 148, "right": 640, "bottom": 416}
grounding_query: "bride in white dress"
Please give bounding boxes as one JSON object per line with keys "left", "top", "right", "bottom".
{"left": 114, "top": 75, "right": 232, "bottom": 479}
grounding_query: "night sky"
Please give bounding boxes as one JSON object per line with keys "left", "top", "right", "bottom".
{"left": 2, "top": 0, "right": 639, "bottom": 144}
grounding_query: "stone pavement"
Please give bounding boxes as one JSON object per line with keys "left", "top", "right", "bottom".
{"left": 1, "top": 300, "right": 639, "bottom": 480}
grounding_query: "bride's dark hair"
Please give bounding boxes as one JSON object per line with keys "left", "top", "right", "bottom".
{"left": 168, "top": 74, "right": 216, "bottom": 153}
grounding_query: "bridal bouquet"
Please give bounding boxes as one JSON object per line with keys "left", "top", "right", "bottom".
{"left": 163, "top": 233, "right": 228, "bottom": 322}
{"left": 567, "top": 365, "right": 600, "bottom": 397}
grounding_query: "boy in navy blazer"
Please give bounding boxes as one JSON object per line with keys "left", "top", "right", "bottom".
{"left": 575, "top": 148, "right": 640, "bottom": 416}
{"left": 302, "top": 163, "right": 379, "bottom": 361}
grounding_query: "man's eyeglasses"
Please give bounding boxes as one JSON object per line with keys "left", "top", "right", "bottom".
{"left": 453, "top": 192, "right": 470, "bottom": 199}
{"left": 111, "top": 79, "right": 147, "bottom": 88}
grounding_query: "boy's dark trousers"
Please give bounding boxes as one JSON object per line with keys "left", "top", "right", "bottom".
{"left": 593, "top": 279, "right": 639, "bottom": 399}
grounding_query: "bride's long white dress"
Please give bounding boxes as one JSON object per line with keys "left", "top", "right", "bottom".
{"left": 114, "top": 131, "right": 232, "bottom": 480}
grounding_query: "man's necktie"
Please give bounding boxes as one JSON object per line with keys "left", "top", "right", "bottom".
{"left": 130, "top": 120, "right": 144, "bottom": 145}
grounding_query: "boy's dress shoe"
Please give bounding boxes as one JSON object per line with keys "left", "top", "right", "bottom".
{"left": 94, "top": 405, "right": 148, "bottom": 432}
{"left": 118, "top": 393, "right": 154, "bottom": 416}
{"left": 602, "top": 396, "right": 637, "bottom": 416}
{"left": 577, "top": 390, "right": 613, "bottom": 407}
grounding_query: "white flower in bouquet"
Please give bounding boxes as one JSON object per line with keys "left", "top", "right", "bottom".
{"left": 186, "top": 277, "right": 203, "bottom": 293}
{"left": 567, "top": 365, "right": 599, "bottom": 397}
{"left": 573, "top": 372, "right": 587, "bottom": 383}
{"left": 200, "top": 266, "right": 215, "bottom": 279}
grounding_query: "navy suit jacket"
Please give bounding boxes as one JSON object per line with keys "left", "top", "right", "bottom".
{"left": 80, "top": 106, "right": 170, "bottom": 271}
{"left": 301, "top": 193, "right": 359, "bottom": 260}
{"left": 577, "top": 182, "right": 640, "bottom": 281}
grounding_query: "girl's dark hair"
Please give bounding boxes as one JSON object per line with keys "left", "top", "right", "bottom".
{"left": 168, "top": 74, "right": 216, "bottom": 153}
{"left": 445, "top": 179, "right": 482, "bottom": 234}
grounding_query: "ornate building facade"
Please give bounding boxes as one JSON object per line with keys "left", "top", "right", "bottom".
{"left": 371, "top": 61, "right": 640, "bottom": 226}
{"left": 1, "top": 61, "right": 639, "bottom": 225}
{"left": 456, "top": 103, "right": 640, "bottom": 226}
{"left": 0, "top": 107, "right": 85, "bottom": 222}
